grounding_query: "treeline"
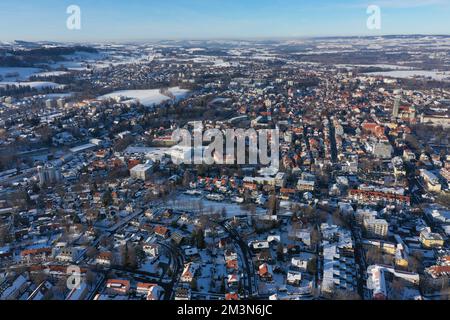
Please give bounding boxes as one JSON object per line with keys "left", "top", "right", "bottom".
{"left": 0, "top": 46, "right": 97, "bottom": 67}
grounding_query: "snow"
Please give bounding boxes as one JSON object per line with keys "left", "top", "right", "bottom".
{"left": 49, "top": 61, "right": 87, "bottom": 71}
{"left": 42, "top": 92, "right": 74, "bottom": 99}
{"left": 167, "top": 194, "right": 266, "bottom": 217}
{"left": 139, "top": 257, "right": 162, "bottom": 275}
{"left": 365, "top": 70, "right": 450, "bottom": 81}
{"left": 0, "top": 67, "right": 42, "bottom": 81}
{"left": 34, "top": 71, "right": 70, "bottom": 77}
{"left": 0, "top": 81, "right": 65, "bottom": 90}
{"left": 0, "top": 275, "right": 28, "bottom": 299}
{"left": 98, "top": 87, "right": 189, "bottom": 107}
{"left": 336, "top": 64, "right": 413, "bottom": 70}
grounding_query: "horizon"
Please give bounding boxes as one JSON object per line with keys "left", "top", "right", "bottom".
{"left": 7, "top": 33, "right": 450, "bottom": 45}
{"left": 1, "top": 0, "right": 450, "bottom": 42}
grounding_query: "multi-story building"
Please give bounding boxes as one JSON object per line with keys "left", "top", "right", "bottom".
{"left": 130, "top": 162, "right": 154, "bottom": 181}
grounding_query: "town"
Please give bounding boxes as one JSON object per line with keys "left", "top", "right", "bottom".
{"left": 0, "top": 35, "right": 449, "bottom": 301}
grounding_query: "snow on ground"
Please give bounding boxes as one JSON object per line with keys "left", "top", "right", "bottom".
{"left": 42, "top": 92, "right": 74, "bottom": 99}
{"left": 167, "top": 194, "right": 266, "bottom": 217}
{"left": 365, "top": 70, "right": 450, "bottom": 81}
{"left": 0, "top": 67, "right": 42, "bottom": 81}
{"left": 49, "top": 61, "right": 87, "bottom": 71}
{"left": 139, "top": 258, "right": 161, "bottom": 275}
{"left": 0, "top": 81, "right": 65, "bottom": 89}
{"left": 98, "top": 87, "right": 189, "bottom": 107}
{"left": 336, "top": 64, "right": 413, "bottom": 70}
{"left": 33, "top": 71, "right": 70, "bottom": 77}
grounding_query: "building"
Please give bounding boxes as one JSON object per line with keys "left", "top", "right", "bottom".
{"left": 258, "top": 263, "right": 273, "bottom": 281}
{"left": 274, "top": 172, "right": 286, "bottom": 187}
{"left": 297, "top": 179, "right": 315, "bottom": 191}
{"left": 287, "top": 271, "right": 302, "bottom": 286}
{"left": 180, "top": 262, "right": 199, "bottom": 283}
{"left": 366, "top": 265, "right": 419, "bottom": 300}
{"left": 419, "top": 229, "right": 444, "bottom": 248}
{"left": 364, "top": 218, "right": 389, "bottom": 238}
{"left": 37, "top": 164, "right": 62, "bottom": 186}
{"left": 95, "top": 252, "right": 113, "bottom": 266}
{"left": 55, "top": 247, "right": 84, "bottom": 263}
{"left": 373, "top": 142, "right": 393, "bottom": 159}
{"left": 174, "top": 287, "right": 191, "bottom": 300}
{"left": 130, "top": 161, "right": 154, "bottom": 181}
{"left": 419, "top": 169, "right": 442, "bottom": 192}
{"left": 106, "top": 279, "right": 130, "bottom": 295}
{"left": 392, "top": 96, "right": 401, "bottom": 118}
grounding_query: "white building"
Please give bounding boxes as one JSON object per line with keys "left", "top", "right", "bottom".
{"left": 37, "top": 164, "right": 62, "bottom": 186}
{"left": 130, "top": 161, "right": 154, "bottom": 181}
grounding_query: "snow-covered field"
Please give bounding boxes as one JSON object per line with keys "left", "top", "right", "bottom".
{"left": 0, "top": 67, "right": 42, "bottom": 81}
{"left": 49, "top": 61, "right": 87, "bottom": 71}
{"left": 42, "top": 92, "right": 74, "bottom": 99}
{"left": 365, "top": 70, "right": 450, "bottom": 81}
{"left": 98, "top": 86, "right": 189, "bottom": 106}
{"left": 166, "top": 194, "right": 266, "bottom": 218}
{"left": 337, "top": 64, "right": 413, "bottom": 70}
{"left": 33, "top": 71, "right": 70, "bottom": 77}
{"left": 0, "top": 81, "right": 65, "bottom": 89}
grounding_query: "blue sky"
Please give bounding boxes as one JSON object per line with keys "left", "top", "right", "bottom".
{"left": 0, "top": 0, "right": 449, "bottom": 42}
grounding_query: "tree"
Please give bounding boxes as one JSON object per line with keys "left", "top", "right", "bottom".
{"left": 0, "top": 226, "right": 9, "bottom": 246}
{"left": 307, "top": 256, "right": 318, "bottom": 275}
{"left": 30, "top": 271, "right": 48, "bottom": 286}
{"left": 85, "top": 270, "right": 96, "bottom": 288}
{"left": 85, "top": 246, "right": 98, "bottom": 259}
{"left": 190, "top": 278, "right": 198, "bottom": 291}
{"left": 390, "top": 279, "right": 405, "bottom": 300}
{"left": 266, "top": 193, "right": 278, "bottom": 215}
{"left": 331, "top": 289, "right": 361, "bottom": 300}
{"left": 366, "top": 247, "right": 383, "bottom": 265}
{"left": 220, "top": 278, "right": 226, "bottom": 294}
{"left": 310, "top": 227, "right": 321, "bottom": 249}
{"left": 332, "top": 209, "right": 344, "bottom": 226}
{"left": 102, "top": 189, "right": 113, "bottom": 207}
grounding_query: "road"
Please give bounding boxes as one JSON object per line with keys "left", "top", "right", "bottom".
{"left": 219, "top": 220, "right": 256, "bottom": 298}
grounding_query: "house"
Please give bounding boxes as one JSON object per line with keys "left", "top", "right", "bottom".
{"left": 227, "top": 274, "right": 240, "bottom": 288}
{"left": 224, "top": 249, "right": 238, "bottom": 262}
{"left": 106, "top": 279, "right": 130, "bottom": 295}
{"left": 180, "top": 262, "right": 199, "bottom": 283}
{"left": 20, "top": 247, "right": 52, "bottom": 262}
{"left": 174, "top": 287, "right": 191, "bottom": 300}
{"left": 147, "top": 285, "right": 164, "bottom": 300}
{"left": 287, "top": 270, "right": 302, "bottom": 286}
{"left": 154, "top": 226, "right": 169, "bottom": 239}
{"left": 256, "top": 250, "right": 273, "bottom": 264}
{"left": 225, "top": 292, "right": 240, "bottom": 300}
{"left": 297, "top": 179, "right": 315, "bottom": 191}
{"left": 95, "top": 251, "right": 113, "bottom": 266}
{"left": 291, "top": 255, "right": 313, "bottom": 272}
{"left": 143, "top": 244, "right": 159, "bottom": 257}
{"left": 258, "top": 263, "right": 273, "bottom": 281}
{"left": 226, "top": 259, "right": 239, "bottom": 272}
{"left": 136, "top": 282, "right": 164, "bottom": 300}
{"left": 250, "top": 241, "right": 270, "bottom": 252}
{"left": 56, "top": 247, "right": 84, "bottom": 263}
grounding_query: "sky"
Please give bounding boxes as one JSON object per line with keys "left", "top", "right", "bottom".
{"left": 0, "top": 0, "right": 449, "bottom": 42}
